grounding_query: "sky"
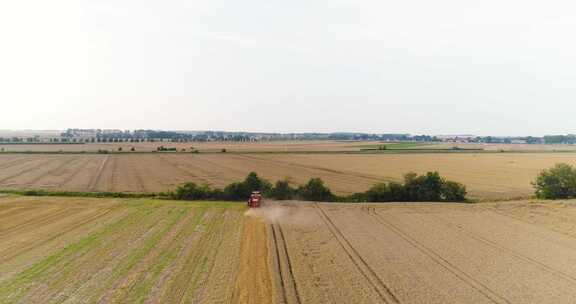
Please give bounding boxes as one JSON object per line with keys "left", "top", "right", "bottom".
{"left": 1, "top": 0, "right": 575, "bottom": 136}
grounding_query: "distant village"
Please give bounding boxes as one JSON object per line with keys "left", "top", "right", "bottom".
{"left": 0, "top": 129, "right": 574, "bottom": 145}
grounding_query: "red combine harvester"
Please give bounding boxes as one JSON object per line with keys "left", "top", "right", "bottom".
{"left": 247, "top": 191, "right": 262, "bottom": 208}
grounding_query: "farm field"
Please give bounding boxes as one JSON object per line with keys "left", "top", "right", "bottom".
{"left": 1, "top": 153, "right": 576, "bottom": 199}
{"left": 2, "top": 140, "right": 576, "bottom": 153}
{"left": 271, "top": 200, "right": 576, "bottom": 303}
{"left": 5, "top": 196, "right": 576, "bottom": 303}
{"left": 0, "top": 196, "right": 268, "bottom": 303}
{"left": 0, "top": 140, "right": 378, "bottom": 153}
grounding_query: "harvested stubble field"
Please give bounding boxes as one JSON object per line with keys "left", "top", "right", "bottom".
{"left": 2, "top": 140, "right": 576, "bottom": 153}
{"left": 5, "top": 196, "right": 576, "bottom": 303}
{"left": 0, "top": 196, "right": 271, "bottom": 304}
{"left": 1, "top": 152, "right": 576, "bottom": 199}
{"left": 267, "top": 200, "right": 576, "bottom": 303}
{"left": 0, "top": 140, "right": 375, "bottom": 153}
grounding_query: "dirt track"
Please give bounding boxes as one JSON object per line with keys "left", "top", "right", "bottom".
{"left": 5, "top": 196, "right": 576, "bottom": 303}
{"left": 232, "top": 215, "right": 274, "bottom": 304}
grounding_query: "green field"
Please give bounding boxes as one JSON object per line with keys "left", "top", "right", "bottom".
{"left": 0, "top": 196, "right": 249, "bottom": 303}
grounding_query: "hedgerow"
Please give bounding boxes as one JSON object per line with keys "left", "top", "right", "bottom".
{"left": 2, "top": 171, "right": 468, "bottom": 203}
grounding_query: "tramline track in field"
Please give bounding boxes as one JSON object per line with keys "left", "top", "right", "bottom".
{"left": 313, "top": 203, "right": 400, "bottom": 304}
{"left": 270, "top": 222, "right": 301, "bottom": 304}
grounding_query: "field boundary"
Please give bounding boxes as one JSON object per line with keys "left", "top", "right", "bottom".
{"left": 3, "top": 150, "right": 576, "bottom": 155}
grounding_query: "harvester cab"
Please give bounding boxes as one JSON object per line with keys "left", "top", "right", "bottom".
{"left": 247, "top": 191, "right": 262, "bottom": 208}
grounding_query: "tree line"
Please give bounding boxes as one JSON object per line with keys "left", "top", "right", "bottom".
{"left": 171, "top": 171, "right": 468, "bottom": 203}
{"left": 7, "top": 164, "right": 576, "bottom": 202}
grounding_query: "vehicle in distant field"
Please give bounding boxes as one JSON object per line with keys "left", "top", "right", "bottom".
{"left": 247, "top": 191, "right": 262, "bottom": 208}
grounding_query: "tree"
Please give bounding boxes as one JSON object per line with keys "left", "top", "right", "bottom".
{"left": 387, "top": 182, "right": 407, "bottom": 201}
{"left": 270, "top": 179, "right": 295, "bottom": 200}
{"left": 298, "top": 178, "right": 334, "bottom": 202}
{"left": 403, "top": 172, "right": 443, "bottom": 201}
{"left": 365, "top": 183, "right": 392, "bottom": 202}
{"left": 533, "top": 163, "right": 576, "bottom": 199}
{"left": 243, "top": 172, "right": 271, "bottom": 193}
{"left": 222, "top": 172, "right": 271, "bottom": 200}
{"left": 360, "top": 172, "right": 466, "bottom": 203}
{"left": 441, "top": 181, "right": 467, "bottom": 202}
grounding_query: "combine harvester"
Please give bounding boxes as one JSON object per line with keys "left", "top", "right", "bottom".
{"left": 247, "top": 191, "right": 262, "bottom": 208}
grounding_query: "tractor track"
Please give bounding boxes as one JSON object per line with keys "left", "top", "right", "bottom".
{"left": 236, "top": 154, "right": 389, "bottom": 184}
{"left": 0, "top": 156, "right": 34, "bottom": 170}
{"left": 119, "top": 156, "right": 147, "bottom": 193}
{"left": 0, "top": 206, "right": 34, "bottom": 221}
{"left": 56, "top": 157, "right": 94, "bottom": 189}
{"left": 428, "top": 212, "right": 576, "bottom": 287}
{"left": 271, "top": 223, "right": 301, "bottom": 304}
{"left": 88, "top": 155, "right": 110, "bottom": 191}
{"left": 0, "top": 157, "right": 62, "bottom": 185}
{"left": 485, "top": 206, "right": 576, "bottom": 245}
{"left": 156, "top": 154, "right": 214, "bottom": 185}
{"left": 0, "top": 207, "right": 78, "bottom": 237}
{"left": 369, "top": 211, "right": 510, "bottom": 304}
{"left": 0, "top": 207, "right": 118, "bottom": 263}
{"left": 313, "top": 203, "right": 400, "bottom": 304}
{"left": 23, "top": 157, "right": 82, "bottom": 186}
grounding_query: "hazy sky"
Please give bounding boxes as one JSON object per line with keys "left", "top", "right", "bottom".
{"left": 1, "top": 1, "right": 575, "bottom": 135}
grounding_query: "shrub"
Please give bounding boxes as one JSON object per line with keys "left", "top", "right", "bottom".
{"left": 533, "top": 163, "right": 576, "bottom": 199}
{"left": 360, "top": 172, "right": 466, "bottom": 202}
{"left": 131, "top": 147, "right": 135, "bottom": 152}
{"left": 173, "top": 182, "right": 214, "bottom": 200}
{"left": 441, "top": 181, "right": 467, "bottom": 202}
{"left": 157, "top": 146, "right": 177, "bottom": 152}
{"left": 221, "top": 148, "right": 227, "bottom": 153}
{"left": 298, "top": 178, "right": 335, "bottom": 202}
{"left": 223, "top": 182, "right": 246, "bottom": 200}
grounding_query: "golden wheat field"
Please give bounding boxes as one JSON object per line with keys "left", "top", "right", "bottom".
{"left": 5, "top": 196, "right": 576, "bottom": 303}
{"left": 0, "top": 140, "right": 372, "bottom": 153}
{"left": 0, "top": 152, "right": 575, "bottom": 199}
{"left": 2, "top": 140, "right": 575, "bottom": 153}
